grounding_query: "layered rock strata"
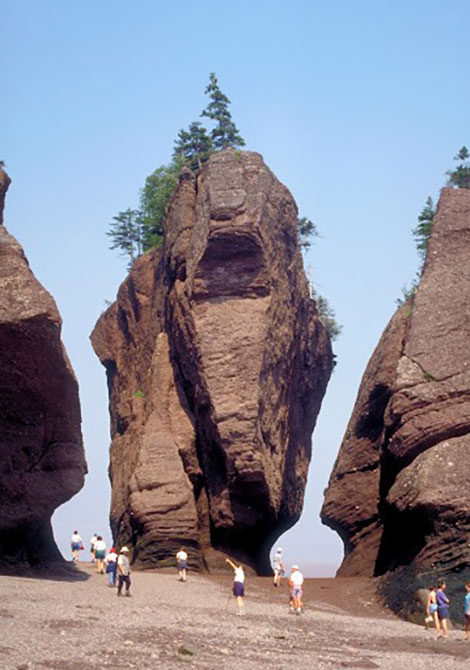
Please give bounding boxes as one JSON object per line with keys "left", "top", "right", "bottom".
{"left": 0, "top": 169, "right": 86, "bottom": 566}
{"left": 92, "top": 149, "right": 333, "bottom": 573}
{"left": 322, "top": 187, "right": 470, "bottom": 579}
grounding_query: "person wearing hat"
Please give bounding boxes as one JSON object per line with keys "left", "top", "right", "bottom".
{"left": 288, "top": 565, "right": 304, "bottom": 614}
{"left": 117, "top": 546, "right": 131, "bottom": 597}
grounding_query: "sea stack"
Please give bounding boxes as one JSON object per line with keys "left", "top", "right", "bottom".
{"left": 0, "top": 168, "right": 86, "bottom": 567}
{"left": 322, "top": 187, "right": 470, "bottom": 587}
{"left": 92, "top": 149, "right": 333, "bottom": 573}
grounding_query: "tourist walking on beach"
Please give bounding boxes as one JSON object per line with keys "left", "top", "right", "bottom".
{"left": 105, "top": 547, "right": 117, "bottom": 587}
{"left": 272, "top": 547, "right": 284, "bottom": 587}
{"left": 117, "top": 546, "right": 131, "bottom": 597}
{"left": 89, "top": 533, "right": 98, "bottom": 562}
{"left": 70, "top": 530, "right": 82, "bottom": 563}
{"left": 94, "top": 536, "right": 107, "bottom": 574}
{"left": 426, "top": 586, "right": 440, "bottom": 637}
{"left": 289, "top": 565, "right": 304, "bottom": 614}
{"left": 464, "top": 583, "right": 470, "bottom": 640}
{"left": 225, "top": 558, "right": 245, "bottom": 615}
{"left": 436, "top": 582, "right": 450, "bottom": 638}
{"left": 176, "top": 547, "right": 188, "bottom": 582}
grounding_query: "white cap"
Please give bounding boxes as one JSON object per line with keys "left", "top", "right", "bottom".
{"left": 120, "top": 546, "right": 130, "bottom": 553}
{"left": 291, "top": 564, "right": 299, "bottom": 570}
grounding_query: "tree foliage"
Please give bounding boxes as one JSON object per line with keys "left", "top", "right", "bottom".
{"left": 446, "top": 146, "right": 470, "bottom": 189}
{"left": 201, "top": 73, "right": 245, "bottom": 150}
{"left": 412, "top": 196, "right": 435, "bottom": 265}
{"left": 107, "top": 209, "right": 145, "bottom": 268}
{"left": 139, "top": 162, "right": 181, "bottom": 248}
{"left": 172, "top": 122, "right": 212, "bottom": 172}
{"left": 298, "top": 216, "right": 319, "bottom": 249}
{"left": 314, "top": 292, "right": 342, "bottom": 341}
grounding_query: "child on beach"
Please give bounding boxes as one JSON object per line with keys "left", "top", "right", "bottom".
{"left": 225, "top": 558, "right": 245, "bottom": 616}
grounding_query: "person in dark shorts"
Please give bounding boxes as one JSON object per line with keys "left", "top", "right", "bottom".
{"left": 436, "top": 582, "right": 450, "bottom": 638}
{"left": 464, "top": 583, "right": 470, "bottom": 640}
{"left": 117, "top": 546, "right": 131, "bottom": 597}
{"left": 225, "top": 558, "right": 245, "bottom": 615}
{"left": 176, "top": 547, "right": 188, "bottom": 582}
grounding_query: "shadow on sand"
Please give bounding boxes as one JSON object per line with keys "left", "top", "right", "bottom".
{"left": 0, "top": 560, "right": 90, "bottom": 583}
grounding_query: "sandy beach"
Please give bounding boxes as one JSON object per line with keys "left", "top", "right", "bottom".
{"left": 1, "top": 563, "right": 469, "bottom": 669}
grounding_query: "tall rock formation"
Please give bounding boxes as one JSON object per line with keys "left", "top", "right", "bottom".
{"left": 0, "top": 169, "right": 86, "bottom": 567}
{"left": 322, "top": 187, "right": 470, "bottom": 582}
{"left": 92, "top": 149, "right": 333, "bottom": 573}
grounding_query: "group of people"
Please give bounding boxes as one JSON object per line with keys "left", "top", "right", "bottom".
{"left": 70, "top": 531, "right": 131, "bottom": 596}
{"left": 272, "top": 547, "right": 304, "bottom": 614}
{"left": 426, "top": 581, "right": 470, "bottom": 639}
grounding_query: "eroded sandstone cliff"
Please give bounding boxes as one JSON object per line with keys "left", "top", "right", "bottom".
{"left": 92, "top": 149, "right": 333, "bottom": 573}
{"left": 0, "top": 169, "right": 86, "bottom": 566}
{"left": 322, "top": 187, "right": 470, "bottom": 583}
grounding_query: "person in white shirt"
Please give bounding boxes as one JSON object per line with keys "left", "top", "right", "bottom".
{"left": 272, "top": 547, "right": 284, "bottom": 587}
{"left": 226, "top": 558, "right": 245, "bottom": 616}
{"left": 288, "top": 565, "right": 304, "bottom": 614}
{"left": 70, "top": 531, "right": 82, "bottom": 563}
{"left": 94, "top": 536, "right": 107, "bottom": 574}
{"left": 176, "top": 547, "right": 188, "bottom": 582}
{"left": 117, "top": 546, "right": 131, "bottom": 597}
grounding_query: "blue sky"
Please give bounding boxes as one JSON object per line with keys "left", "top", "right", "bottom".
{"left": 3, "top": 1, "right": 469, "bottom": 574}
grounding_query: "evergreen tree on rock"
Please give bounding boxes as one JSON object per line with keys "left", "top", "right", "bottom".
{"left": 201, "top": 73, "right": 245, "bottom": 150}
{"left": 173, "top": 121, "right": 212, "bottom": 172}
{"left": 446, "top": 146, "right": 470, "bottom": 189}
{"left": 413, "top": 196, "right": 436, "bottom": 266}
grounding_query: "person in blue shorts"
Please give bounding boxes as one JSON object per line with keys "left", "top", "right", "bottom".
{"left": 426, "top": 586, "right": 440, "bottom": 637}
{"left": 226, "top": 558, "right": 245, "bottom": 616}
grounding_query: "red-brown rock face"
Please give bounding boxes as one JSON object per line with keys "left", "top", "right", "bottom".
{"left": 92, "top": 150, "right": 333, "bottom": 573}
{"left": 0, "top": 170, "right": 86, "bottom": 566}
{"left": 322, "top": 187, "right": 470, "bottom": 579}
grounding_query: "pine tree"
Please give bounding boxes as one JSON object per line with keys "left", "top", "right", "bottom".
{"left": 107, "top": 209, "right": 145, "bottom": 268}
{"left": 173, "top": 121, "right": 212, "bottom": 172}
{"left": 201, "top": 73, "right": 245, "bottom": 150}
{"left": 446, "top": 146, "right": 470, "bottom": 189}
{"left": 297, "top": 216, "right": 319, "bottom": 249}
{"left": 412, "top": 196, "right": 435, "bottom": 265}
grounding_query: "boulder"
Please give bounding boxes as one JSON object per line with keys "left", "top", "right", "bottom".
{"left": 91, "top": 149, "right": 333, "bottom": 573}
{"left": 322, "top": 187, "right": 470, "bottom": 582}
{"left": 0, "top": 169, "right": 86, "bottom": 566}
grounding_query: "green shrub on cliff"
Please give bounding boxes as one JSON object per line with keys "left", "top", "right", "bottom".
{"left": 446, "top": 146, "right": 470, "bottom": 189}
